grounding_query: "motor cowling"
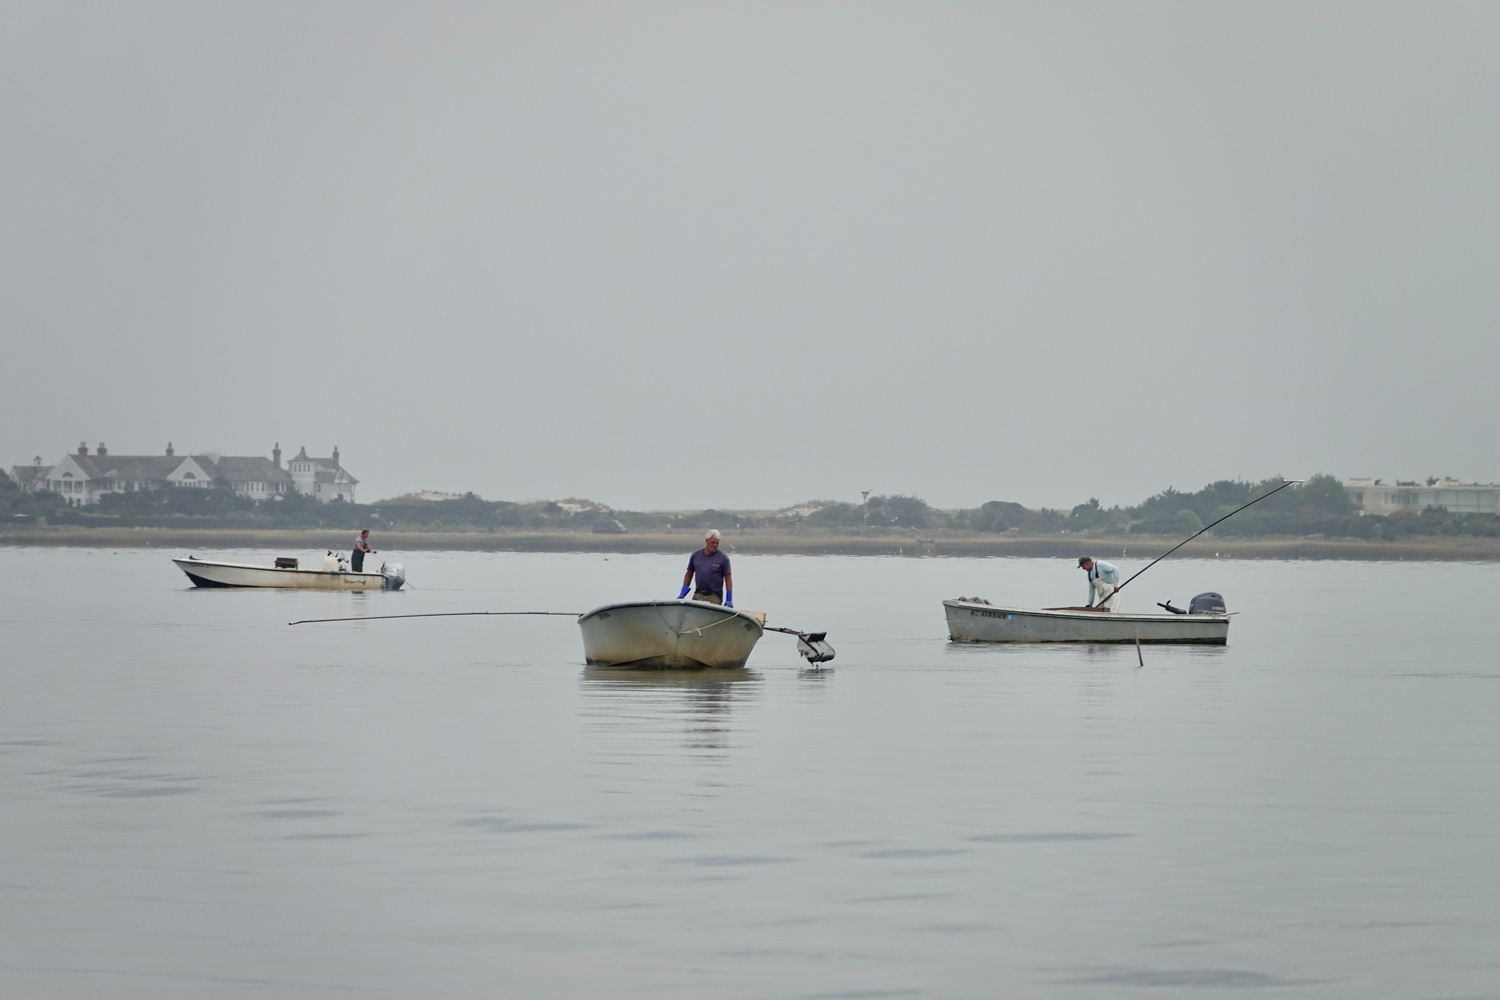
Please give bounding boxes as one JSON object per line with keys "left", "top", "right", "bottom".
{"left": 1188, "top": 592, "right": 1226, "bottom": 614}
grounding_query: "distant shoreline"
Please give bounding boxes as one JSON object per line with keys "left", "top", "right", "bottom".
{"left": 3, "top": 526, "right": 1497, "bottom": 561}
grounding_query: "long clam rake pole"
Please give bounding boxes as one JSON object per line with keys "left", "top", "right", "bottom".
{"left": 288, "top": 611, "right": 582, "bottom": 626}
{"left": 1109, "top": 478, "right": 1304, "bottom": 602}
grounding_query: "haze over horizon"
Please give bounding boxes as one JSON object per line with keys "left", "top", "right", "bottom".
{"left": 5, "top": 3, "right": 1497, "bottom": 513}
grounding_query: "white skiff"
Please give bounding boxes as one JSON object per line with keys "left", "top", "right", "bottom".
{"left": 577, "top": 600, "right": 767, "bottom": 668}
{"left": 944, "top": 598, "right": 1229, "bottom": 645}
{"left": 173, "top": 555, "right": 406, "bottom": 591}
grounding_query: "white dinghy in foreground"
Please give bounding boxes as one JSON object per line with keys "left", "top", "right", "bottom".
{"left": 578, "top": 600, "right": 763, "bottom": 668}
{"left": 578, "top": 599, "right": 834, "bottom": 669}
{"left": 174, "top": 553, "right": 406, "bottom": 591}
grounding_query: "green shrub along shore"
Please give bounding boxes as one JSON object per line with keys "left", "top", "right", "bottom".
{"left": 4, "top": 471, "right": 1499, "bottom": 560}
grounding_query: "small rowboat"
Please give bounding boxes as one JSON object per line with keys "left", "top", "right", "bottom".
{"left": 578, "top": 600, "right": 767, "bottom": 668}
{"left": 173, "top": 554, "right": 406, "bottom": 591}
{"left": 944, "top": 597, "right": 1230, "bottom": 645}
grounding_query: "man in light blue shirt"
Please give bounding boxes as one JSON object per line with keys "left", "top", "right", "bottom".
{"left": 1078, "top": 556, "right": 1121, "bottom": 611}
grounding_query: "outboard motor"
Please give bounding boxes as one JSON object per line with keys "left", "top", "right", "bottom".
{"left": 380, "top": 562, "right": 406, "bottom": 591}
{"left": 1189, "top": 592, "right": 1226, "bottom": 614}
{"left": 322, "top": 551, "right": 340, "bottom": 572}
{"left": 1158, "top": 592, "right": 1228, "bottom": 615}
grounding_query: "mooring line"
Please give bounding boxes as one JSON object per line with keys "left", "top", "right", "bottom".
{"left": 674, "top": 612, "right": 743, "bottom": 637}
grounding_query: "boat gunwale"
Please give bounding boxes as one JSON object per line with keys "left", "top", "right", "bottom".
{"left": 577, "top": 599, "right": 766, "bottom": 633}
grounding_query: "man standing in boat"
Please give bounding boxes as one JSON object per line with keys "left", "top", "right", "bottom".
{"left": 351, "top": 529, "right": 375, "bottom": 573}
{"left": 1078, "top": 556, "right": 1121, "bottom": 611}
{"left": 678, "top": 529, "right": 734, "bottom": 608}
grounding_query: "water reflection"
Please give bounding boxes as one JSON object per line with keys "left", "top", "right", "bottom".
{"left": 580, "top": 666, "right": 763, "bottom": 754}
{"left": 581, "top": 665, "right": 763, "bottom": 689}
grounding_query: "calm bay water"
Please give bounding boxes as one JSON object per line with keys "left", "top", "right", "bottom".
{"left": 3, "top": 546, "right": 1498, "bottom": 998}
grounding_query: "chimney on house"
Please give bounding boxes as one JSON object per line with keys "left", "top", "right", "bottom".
{"left": 78, "top": 441, "right": 88, "bottom": 456}
{"left": 166, "top": 442, "right": 174, "bottom": 457}
{"left": 273, "top": 443, "right": 282, "bottom": 468}
{"left": 97, "top": 442, "right": 107, "bottom": 456}
{"left": 332, "top": 446, "right": 340, "bottom": 467}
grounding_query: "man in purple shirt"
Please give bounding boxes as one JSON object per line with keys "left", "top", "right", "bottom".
{"left": 677, "top": 529, "right": 734, "bottom": 607}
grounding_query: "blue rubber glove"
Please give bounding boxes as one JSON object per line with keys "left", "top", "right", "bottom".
{"left": 677, "top": 585, "right": 690, "bottom": 600}
{"left": 725, "top": 590, "right": 733, "bottom": 608}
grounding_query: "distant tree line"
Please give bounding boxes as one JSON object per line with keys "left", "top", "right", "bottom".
{"left": 3, "top": 470, "right": 1497, "bottom": 540}
{"left": 0, "top": 470, "right": 70, "bottom": 522}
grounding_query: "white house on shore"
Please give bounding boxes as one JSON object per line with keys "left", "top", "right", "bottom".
{"left": 284, "top": 445, "right": 358, "bottom": 503}
{"left": 1344, "top": 478, "right": 1500, "bottom": 516}
{"left": 10, "top": 442, "right": 358, "bottom": 506}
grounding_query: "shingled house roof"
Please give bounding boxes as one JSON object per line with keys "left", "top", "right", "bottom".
{"left": 8, "top": 464, "right": 50, "bottom": 487}
{"left": 58, "top": 453, "right": 294, "bottom": 487}
{"left": 198, "top": 456, "right": 293, "bottom": 485}
{"left": 66, "top": 455, "right": 184, "bottom": 481}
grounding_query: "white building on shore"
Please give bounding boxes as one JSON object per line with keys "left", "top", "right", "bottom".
{"left": 1344, "top": 478, "right": 1500, "bottom": 516}
{"left": 10, "top": 442, "right": 358, "bottom": 506}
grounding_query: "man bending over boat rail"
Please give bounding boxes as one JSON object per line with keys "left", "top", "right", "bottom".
{"left": 678, "top": 529, "right": 734, "bottom": 608}
{"left": 1078, "top": 556, "right": 1121, "bottom": 611}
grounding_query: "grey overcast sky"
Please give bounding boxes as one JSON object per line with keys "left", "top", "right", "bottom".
{"left": 3, "top": 2, "right": 1497, "bottom": 511}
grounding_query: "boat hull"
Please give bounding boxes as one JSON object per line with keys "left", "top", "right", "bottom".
{"left": 577, "top": 600, "right": 765, "bottom": 668}
{"left": 173, "top": 558, "right": 404, "bottom": 591}
{"left": 944, "top": 599, "right": 1229, "bottom": 645}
